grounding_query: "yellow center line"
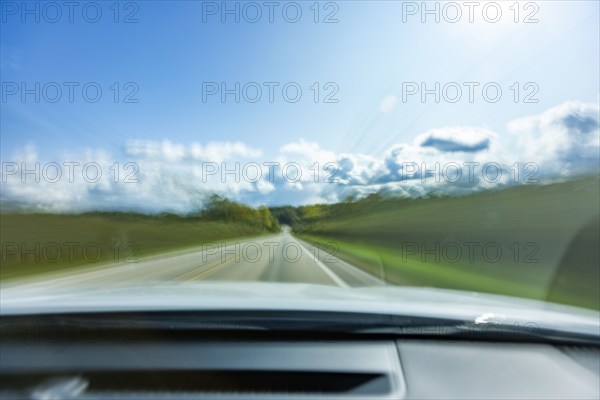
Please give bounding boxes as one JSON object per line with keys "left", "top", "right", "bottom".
{"left": 181, "top": 255, "right": 239, "bottom": 282}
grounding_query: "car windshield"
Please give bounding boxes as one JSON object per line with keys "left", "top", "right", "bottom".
{"left": 0, "top": 1, "right": 599, "bottom": 318}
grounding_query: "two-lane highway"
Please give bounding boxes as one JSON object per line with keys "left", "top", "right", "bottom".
{"left": 1, "top": 230, "right": 385, "bottom": 293}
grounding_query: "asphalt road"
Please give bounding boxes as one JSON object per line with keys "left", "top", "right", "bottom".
{"left": 2, "top": 230, "right": 384, "bottom": 292}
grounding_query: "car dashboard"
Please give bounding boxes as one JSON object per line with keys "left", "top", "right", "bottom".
{"left": 1, "top": 312, "right": 599, "bottom": 400}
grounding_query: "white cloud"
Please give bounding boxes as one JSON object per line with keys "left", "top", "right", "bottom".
{"left": 379, "top": 95, "right": 398, "bottom": 113}
{"left": 256, "top": 180, "right": 275, "bottom": 195}
{"left": 126, "top": 139, "right": 261, "bottom": 162}
{"left": 1, "top": 141, "right": 264, "bottom": 214}
{"left": 2, "top": 101, "right": 598, "bottom": 212}
{"left": 507, "top": 101, "right": 599, "bottom": 176}
{"left": 189, "top": 141, "right": 262, "bottom": 162}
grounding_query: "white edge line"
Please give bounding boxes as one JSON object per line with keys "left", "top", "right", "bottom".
{"left": 294, "top": 237, "right": 350, "bottom": 288}
{"left": 295, "top": 237, "right": 386, "bottom": 285}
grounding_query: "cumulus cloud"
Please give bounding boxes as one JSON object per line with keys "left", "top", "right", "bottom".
{"left": 1, "top": 141, "right": 266, "bottom": 213}
{"left": 1, "top": 101, "right": 598, "bottom": 212}
{"left": 507, "top": 101, "right": 599, "bottom": 176}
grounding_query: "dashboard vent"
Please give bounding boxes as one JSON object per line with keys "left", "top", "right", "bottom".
{"left": 1, "top": 341, "right": 405, "bottom": 399}
{"left": 3, "top": 370, "right": 391, "bottom": 399}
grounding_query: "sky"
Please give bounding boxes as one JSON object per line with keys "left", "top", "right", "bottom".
{"left": 1, "top": 1, "right": 599, "bottom": 212}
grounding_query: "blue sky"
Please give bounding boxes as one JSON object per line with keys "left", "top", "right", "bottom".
{"left": 1, "top": 1, "right": 599, "bottom": 211}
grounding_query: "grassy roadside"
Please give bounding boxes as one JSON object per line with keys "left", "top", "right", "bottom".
{"left": 300, "top": 234, "right": 558, "bottom": 302}
{"left": 294, "top": 177, "right": 600, "bottom": 311}
{"left": 0, "top": 213, "right": 275, "bottom": 281}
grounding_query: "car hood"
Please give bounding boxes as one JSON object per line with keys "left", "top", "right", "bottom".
{"left": 1, "top": 281, "right": 599, "bottom": 337}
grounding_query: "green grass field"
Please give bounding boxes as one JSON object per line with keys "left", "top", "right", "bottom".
{"left": 295, "top": 177, "right": 600, "bottom": 310}
{"left": 0, "top": 213, "right": 272, "bottom": 281}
